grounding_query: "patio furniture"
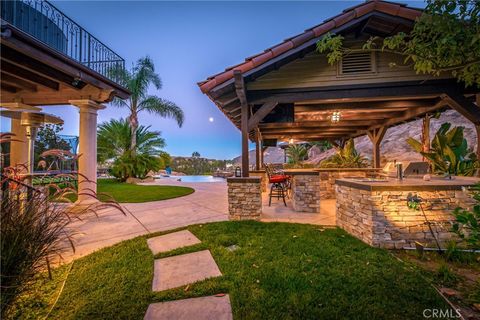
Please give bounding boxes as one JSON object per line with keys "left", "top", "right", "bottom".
{"left": 265, "top": 164, "right": 289, "bottom": 206}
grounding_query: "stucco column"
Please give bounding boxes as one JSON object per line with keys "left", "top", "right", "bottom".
{"left": 69, "top": 100, "right": 105, "bottom": 203}
{"left": 9, "top": 118, "right": 29, "bottom": 167}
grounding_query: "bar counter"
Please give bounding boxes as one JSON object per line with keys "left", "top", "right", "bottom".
{"left": 335, "top": 176, "right": 479, "bottom": 248}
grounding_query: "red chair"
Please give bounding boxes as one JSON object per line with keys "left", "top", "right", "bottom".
{"left": 265, "top": 164, "right": 289, "bottom": 206}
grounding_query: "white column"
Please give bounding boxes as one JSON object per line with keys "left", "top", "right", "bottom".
{"left": 69, "top": 100, "right": 105, "bottom": 203}
{"left": 9, "top": 118, "right": 29, "bottom": 167}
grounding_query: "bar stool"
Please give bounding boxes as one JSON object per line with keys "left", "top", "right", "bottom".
{"left": 265, "top": 164, "right": 288, "bottom": 206}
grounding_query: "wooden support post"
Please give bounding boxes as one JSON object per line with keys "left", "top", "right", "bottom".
{"left": 367, "top": 126, "right": 387, "bottom": 168}
{"left": 235, "top": 70, "right": 249, "bottom": 177}
{"left": 476, "top": 124, "right": 480, "bottom": 161}
{"left": 255, "top": 137, "right": 260, "bottom": 171}
{"left": 241, "top": 104, "right": 249, "bottom": 177}
{"left": 260, "top": 143, "right": 264, "bottom": 168}
{"left": 422, "top": 114, "right": 431, "bottom": 154}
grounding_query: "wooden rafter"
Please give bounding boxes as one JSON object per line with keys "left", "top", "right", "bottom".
{"left": 441, "top": 92, "right": 480, "bottom": 125}
{"left": 248, "top": 101, "right": 278, "bottom": 131}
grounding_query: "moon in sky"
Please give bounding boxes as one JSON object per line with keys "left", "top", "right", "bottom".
{"left": 208, "top": 117, "right": 214, "bottom": 122}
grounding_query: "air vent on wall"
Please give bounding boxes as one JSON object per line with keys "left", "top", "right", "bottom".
{"left": 339, "top": 51, "right": 375, "bottom": 75}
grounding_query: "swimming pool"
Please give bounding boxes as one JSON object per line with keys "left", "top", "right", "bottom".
{"left": 157, "top": 175, "right": 225, "bottom": 183}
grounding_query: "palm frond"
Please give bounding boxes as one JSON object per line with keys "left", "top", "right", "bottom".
{"left": 138, "top": 96, "right": 184, "bottom": 127}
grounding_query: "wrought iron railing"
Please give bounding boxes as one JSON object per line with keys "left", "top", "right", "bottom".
{"left": 1, "top": 0, "right": 125, "bottom": 85}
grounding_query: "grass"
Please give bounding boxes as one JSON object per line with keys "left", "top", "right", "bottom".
{"left": 15, "top": 222, "right": 453, "bottom": 319}
{"left": 65, "top": 179, "right": 194, "bottom": 203}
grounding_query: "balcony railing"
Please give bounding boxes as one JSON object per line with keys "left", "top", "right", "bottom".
{"left": 1, "top": 0, "right": 125, "bottom": 85}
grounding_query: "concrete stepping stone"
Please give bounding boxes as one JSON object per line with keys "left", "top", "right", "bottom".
{"left": 147, "top": 230, "right": 201, "bottom": 255}
{"left": 144, "top": 294, "right": 232, "bottom": 320}
{"left": 152, "top": 250, "right": 222, "bottom": 291}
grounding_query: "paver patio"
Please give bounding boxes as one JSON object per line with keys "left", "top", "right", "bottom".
{"left": 147, "top": 230, "right": 201, "bottom": 255}
{"left": 152, "top": 249, "right": 222, "bottom": 291}
{"left": 144, "top": 295, "right": 233, "bottom": 320}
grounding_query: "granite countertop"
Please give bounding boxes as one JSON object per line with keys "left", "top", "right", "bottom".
{"left": 282, "top": 169, "right": 321, "bottom": 175}
{"left": 282, "top": 168, "right": 383, "bottom": 175}
{"left": 335, "top": 176, "right": 480, "bottom": 191}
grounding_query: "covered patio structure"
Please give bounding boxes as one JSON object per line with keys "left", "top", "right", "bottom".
{"left": 199, "top": 0, "right": 480, "bottom": 247}
{"left": 0, "top": 0, "right": 130, "bottom": 202}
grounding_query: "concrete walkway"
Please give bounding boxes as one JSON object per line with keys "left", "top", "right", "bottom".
{"left": 66, "top": 180, "right": 228, "bottom": 261}
{"left": 65, "top": 179, "right": 336, "bottom": 261}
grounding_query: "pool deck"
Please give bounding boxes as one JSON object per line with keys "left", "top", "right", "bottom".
{"left": 63, "top": 179, "right": 336, "bottom": 262}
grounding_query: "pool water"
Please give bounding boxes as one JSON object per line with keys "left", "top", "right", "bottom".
{"left": 158, "top": 175, "right": 225, "bottom": 183}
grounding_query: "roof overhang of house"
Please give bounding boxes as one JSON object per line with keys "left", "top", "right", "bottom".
{"left": 0, "top": 22, "right": 130, "bottom": 106}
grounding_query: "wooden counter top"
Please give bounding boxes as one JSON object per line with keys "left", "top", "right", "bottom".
{"left": 335, "top": 176, "right": 479, "bottom": 191}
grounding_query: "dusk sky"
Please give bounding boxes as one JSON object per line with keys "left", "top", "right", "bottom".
{"left": 2, "top": 0, "right": 425, "bottom": 159}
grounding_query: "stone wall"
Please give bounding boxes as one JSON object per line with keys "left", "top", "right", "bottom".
{"left": 227, "top": 177, "right": 262, "bottom": 220}
{"left": 319, "top": 170, "right": 369, "bottom": 199}
{"left": 249, "top": 170, "right": 267, "bottom": 193}
{"left": 291, "top": 174, "right": 321, "bottom": 213}
{"left": 336, "top": 185, "right": 475, "bottom": 249}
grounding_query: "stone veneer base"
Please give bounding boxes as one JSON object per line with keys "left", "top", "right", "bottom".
{"left": 227, "top": 177, "right": 262, "bottom": 220}
{"left": 291, "top": 175, "right": 320, "bottom": 213}
{"left": 336, "top": 185, "right": 475, "bottom": 249}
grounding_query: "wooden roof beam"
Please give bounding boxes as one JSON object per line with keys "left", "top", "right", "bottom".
{"left": 294, "top": 99, "right": 435, "bottom": 112}
{"left": 259, "top": 119, "right": 385, "bottom": 128}
{"left": 1, "top": 72, "right": 37, "bottom": 92}
{"left": 233, "top": 70, "right": 247, "bottom": 106}
{"left": 441, "top": 92, "right": 480, "bottom": 125}
{"left": 247, "top": 81, "right": 466, "bottom": 104}
{"left": 248, "top": 101, "right": 278, "bottom": 131}
{"left": 1, "top": 61, "right": 59, "bottom": 90}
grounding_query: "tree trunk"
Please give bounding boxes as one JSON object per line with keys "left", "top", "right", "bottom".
{"left": 129, "top": 111, "right": 139, "bottom": 154}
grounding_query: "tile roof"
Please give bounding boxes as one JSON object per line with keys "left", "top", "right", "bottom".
{"left": 198, "top": 0, "right": 422, "bottom": 94}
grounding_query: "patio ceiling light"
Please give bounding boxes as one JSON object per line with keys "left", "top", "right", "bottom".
{"left": 330, "top": 111, "right": 341, "bottom": 123}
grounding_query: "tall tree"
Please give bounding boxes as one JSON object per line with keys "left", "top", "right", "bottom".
{"left": 317, "top": 0, "right": 480, "bottom": 87}
{"left": 109, "top": 56, "right": 184, "bottom": 153}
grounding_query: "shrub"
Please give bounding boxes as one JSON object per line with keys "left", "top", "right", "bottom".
{"left": 452, "top": 183, "right": 480, "bottom": 249}
{"left": 0, "top": 186, "right": 75, "bottom": 317}
{"left": 407, "top": 123, "right": 478, "bottom": 176}
{"left": 0, "top": 167, "right": 125, "bottom": 317}
{"left": 111, "top": 152, "right": 162, "bottom": 181}
{"left": 319, "top": 139, "right": 368, "bottom": 168}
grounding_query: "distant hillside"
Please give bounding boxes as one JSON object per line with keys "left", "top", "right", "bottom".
{"left": 233, "top": 110, "right": 477, "bottom": 166}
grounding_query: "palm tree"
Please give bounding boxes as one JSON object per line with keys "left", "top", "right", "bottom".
{"left": 286, "top": 144, "right": 308, "bottom": 165}
{"left": 109, "top": 56, "right": 184, "bottom": 153}
{"left": 97, "top": 118, "right": 165, "bottom": 163}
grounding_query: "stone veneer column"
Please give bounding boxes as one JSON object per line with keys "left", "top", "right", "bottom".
{"left": 291, "top": 173, "right": 320, "bottom": 213}
{"left": 336, "top": 184, "right": 477, "bottom": 249}
{"left": 227, "top": 177, "right": 262, "bottom": 220}
{"left": 69, "top": 100, "right": 105, "bottom": 203}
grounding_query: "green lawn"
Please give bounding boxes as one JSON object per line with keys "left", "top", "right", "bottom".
{"left": 12, "top": 222, "right": 452, "bottom": 319}
{"left": 66, "top": 179, "right": 194, "bottom": 203}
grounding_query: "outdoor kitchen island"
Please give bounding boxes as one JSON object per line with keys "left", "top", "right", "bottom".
{"left": 282, "top": 168, "right": 382, "bottom": 213}
{"left": 335, "top": 176, "right": 479, "bottom": 249}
